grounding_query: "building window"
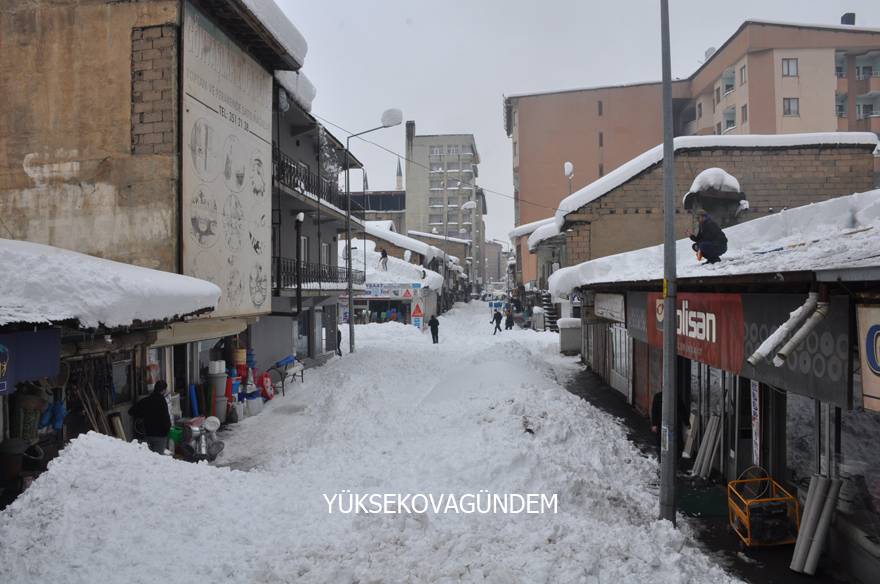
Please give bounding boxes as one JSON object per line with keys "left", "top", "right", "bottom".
{"left": 447, "top": 178, "right": 461, "bottom": 189}
{"left": 715, "top": 86, "right": 721, "bottom": 104}
{"left": 598, "top": 131, "right": 604, "bottom": 147}
{"left": 299, "top": 235, "right": 309, "bottom": 262}
{"left": 859, "top": 65, "right": 874, "bottom": 79}
{"left": 836, "top": 65, "right": 845, "bottom": 78}
{"left": 512, "top": 141, "right": 517, "bottom": 157}
{"left": 446, "top": 144, "right": 460, "bottom": 155}
{"left": 447, "top": 161, "right": 460, "bottom": 171}
{"left": 429, "top": 179, "right": 443, "bottom": 190}
{"left": 320, "top": 242, "right": 330, "bottom": 266}
{"left": 740, "top": 65, "right": 747, "bottom": 85}
{"left": 783, "top": 97, "right": 800, "bottom": 116}
{"left": 429, "top": 214, "right": 442, "bottom": 224}
{"left": 597, "top": 100, "right": 603, "bottom": 116}
{"left": 429, "top": 197, "right": 444, "bottom": 206}
{"left": 429, "top": 145, "right": 443, "bottom": 156}
{"left": 782, "top": 58, "right": 798, "bottom": 77}
{"left": 741, "top": 104, "right": 748, "bottom": 123}
{"left": 430, "top": 162, "right": 443, "bottom": 172}
{"left": 598, "top": 163, "right": 604, "bottom": 177}
{"left": 697, "top": 102, "right": 702, "bottom": 119}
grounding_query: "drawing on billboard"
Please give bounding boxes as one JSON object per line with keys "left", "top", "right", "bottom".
{"left": 182, "top": 1, "right": 272, "bottom": 318}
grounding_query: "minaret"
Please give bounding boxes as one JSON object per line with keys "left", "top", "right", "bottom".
{"left": 395, "top": 157, "right": 403, "bottom": 191}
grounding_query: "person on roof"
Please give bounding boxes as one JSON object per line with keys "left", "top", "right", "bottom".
{"left": 688, "top": 210, "right": 728, "bottom": 264}
{"left": 379, "top": 248, "right": 388, "bottom": 271}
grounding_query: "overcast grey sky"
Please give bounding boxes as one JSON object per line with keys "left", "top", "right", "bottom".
{"left": 279, "top": 0, "right": 878, "bottom": 244}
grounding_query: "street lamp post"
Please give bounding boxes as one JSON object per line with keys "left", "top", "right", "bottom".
{"left": 345, "top": 108, "right": 402, "bottom": 354}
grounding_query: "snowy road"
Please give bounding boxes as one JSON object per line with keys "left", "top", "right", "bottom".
{"left": 0, "top": 302, "right": 740, "bottom": 583}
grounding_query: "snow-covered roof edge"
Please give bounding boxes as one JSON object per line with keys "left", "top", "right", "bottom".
{"left": 366, "top": 220, "right": 397, "bottom": 233}
{"left": 555, "top": 132, "right": 880, "bottom": 228}
{"left": 528, "top": 221, "right": 562, "bottom": 251}
{"left": 0, "top": 239, "right": 221, "bottom": 329}
{"left": 509, "top": 217, "right": 555, "bottom": 239}
{"left": 365, "top": 223, "right": 444, "bottom": 263}
{"left": 239, "top": 0, "right": 308, "bottom": 67}
{"left": 408, "top": 230, "right": 471, "bottom": 245}
{"left": 275, "top": 70, "right": 316, "bottom": 112}
{"left": 549, "top": 188, "right": 880, "bottom": 297}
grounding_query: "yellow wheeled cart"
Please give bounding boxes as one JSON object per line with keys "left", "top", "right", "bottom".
{"left": 728, "top": 475, "right": 800, "bottom": 547}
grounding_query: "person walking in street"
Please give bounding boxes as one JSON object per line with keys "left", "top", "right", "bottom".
{"left": 129, "top": 380, "right": 172, "bottom": 454}
{"left": 379, "top": 248, "right": 389, "bottom": 271}
{"left": 336, "top": 328, "right": 343, "bottom": 356}
{"left": 491, "top": 309, "right": 503, "bottom": 335}
{"left": 688, "top": 210, "right": 728, "bottom": 264}
{"left": 428, "top": 315, "right": 439, "bottom": 344}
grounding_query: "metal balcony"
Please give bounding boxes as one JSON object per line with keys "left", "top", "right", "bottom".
{"left": 272, "top": 256, "right": 365, "bottom": 291}
{"left": 272, "top": 146, "right": 365, "bottom": 221}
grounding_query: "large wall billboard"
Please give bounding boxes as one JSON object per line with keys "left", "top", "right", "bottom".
{"left": 182, "top": 2, "right": 273, "bottom": 318}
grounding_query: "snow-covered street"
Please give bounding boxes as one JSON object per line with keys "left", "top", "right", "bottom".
{"left": 0, "top": 302, "right": 739, "bottom": 584}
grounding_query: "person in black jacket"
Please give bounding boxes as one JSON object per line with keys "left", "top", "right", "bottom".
{"left": 129, "top": 380, "right": 172, "bottom": 454}
{"left": 688, "top": 210, "right": 728, "bottom": 264}
{"left": 336, "top": 328, "right": 343, "bottom": 356}
{"left": 428, "top": 315, "right": 439, "bottom": 344}
{"left": 491, "top": 310, "right": 503, "bottom": 335}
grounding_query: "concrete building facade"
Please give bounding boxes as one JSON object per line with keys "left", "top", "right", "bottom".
{"left": 505, "top": 17, "right": 880, "bottom": 287}
{"left": 404, "top": 121, "right": 487, "bottom": 289}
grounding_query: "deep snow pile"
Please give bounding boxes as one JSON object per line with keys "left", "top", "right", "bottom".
{"left": 0, "top": 303, "right": 740, "bottom": 584}
{"left": 0, "top": 237, "right": 220, "bottom": 328}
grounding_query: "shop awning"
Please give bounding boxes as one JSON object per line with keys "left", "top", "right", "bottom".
{"left": 0, "top": 238, "right": 221, "bottom": 330}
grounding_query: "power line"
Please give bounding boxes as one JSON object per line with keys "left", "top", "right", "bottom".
{"left": 312, "top": 113, "right": 565, "bottom": 215}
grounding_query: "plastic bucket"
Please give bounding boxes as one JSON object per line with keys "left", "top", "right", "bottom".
{"left": 214, "top": 396, "right": 228, "bottom": 424}
{"left": 208, "top": 372, "right": 228, "bottom": 397}
{"left": 245, "top": 392, "right": 263, "bottom": 415}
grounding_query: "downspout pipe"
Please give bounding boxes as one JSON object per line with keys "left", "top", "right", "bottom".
{"left": 773, "top": 301, "right": 829, "bottom": 368}
{"left": 747, "top": 292, "right": 818, "bottom": 366}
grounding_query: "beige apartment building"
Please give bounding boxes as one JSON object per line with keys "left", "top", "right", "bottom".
{"left": 505, "top": 17, "right": 880, "bottom": 287}
{"left": 404, "top": 121, "right": 488, "bottom": 288}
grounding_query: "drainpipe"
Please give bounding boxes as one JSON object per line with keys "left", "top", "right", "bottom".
{"left": 295, "top": 212, "right": 304, "bottom": 315}
{"left": 772, "top": 298, "right": 829, "bottom": 368}
{"left": 746, "top": 292, "right": 818, "bottom": 366}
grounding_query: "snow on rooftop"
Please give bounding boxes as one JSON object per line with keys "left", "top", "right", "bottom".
{"left": 275, "top": 70, "right": 316, "bottom": 112}
{"left": 527, "top": 221, "right": 562, "bottom": 251}
{"left": 682, "top": 167, "right": 742, "bottom": 208}
{"left": 365, "top": 222, "right": 444, "bottom": 263}
{"left": 367, "top": 220, "right": 397, "bottom": 233}
{"left": 239, "top": 0, "right": 308, "bottom": 67}
{"left": 508, "top": 217, "right": 555, "bottom": 240}
{"left": 407, "top": 230, "right": 471, "bottom": 245}
{"left": 550, "top": 189, "right": 880, "bottom": 297}
{"left": 555, "top": 133, "right": 880, "bottom": 230}
{"left": 340, "top": 239, "right": 443, "bottom": 291}
{"left": 0, "top": 238, "right": 220, "bottom": 328}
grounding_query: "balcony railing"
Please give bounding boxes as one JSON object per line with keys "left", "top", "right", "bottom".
{"left": 272, "top": 256, "right": 365, "bottom": 291}
{"left": 272, "top": 146, "right": 364, "bottom": 221}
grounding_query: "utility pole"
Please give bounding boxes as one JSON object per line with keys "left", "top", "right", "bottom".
{"left": 659, "top": 0, "right": 679, "bottom": 525}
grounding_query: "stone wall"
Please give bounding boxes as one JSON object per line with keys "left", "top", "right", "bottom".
{"left": 0, "top": 1, "right": 180, "bottom": 271}
{"left": 563, "top": 145, "right": 877, "bottom": 265}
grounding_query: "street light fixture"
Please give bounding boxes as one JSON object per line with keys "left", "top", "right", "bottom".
{"left": 345, "top": 108, "right": 402, "bottom": 354}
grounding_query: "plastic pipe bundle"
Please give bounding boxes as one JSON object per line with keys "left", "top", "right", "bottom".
{"left": 690, "top": 414, "right": 720, "bottom": 479}
{"left": 791, "top": 475, "right": 840, "bottom": 574}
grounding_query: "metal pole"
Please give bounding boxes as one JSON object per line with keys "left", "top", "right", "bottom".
{"left": 659, "top": 0, "right": 678, "bottom": 524}
{"left": 345, "top": 137, "right": 355, "bottom": 353}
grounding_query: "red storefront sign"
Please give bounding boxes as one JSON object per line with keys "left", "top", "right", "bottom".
{"left": 646, "top": 292, "right": 745, "bottom": 373}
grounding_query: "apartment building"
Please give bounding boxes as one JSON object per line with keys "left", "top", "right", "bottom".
{"left": 349, "top": 190, "right": 406, "bottom": 233}
{"left": 504, "top": 16, "right": 880, "bottom": 287}
{"left": 404, "top": 121, "right": 488, "bottom": 288}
